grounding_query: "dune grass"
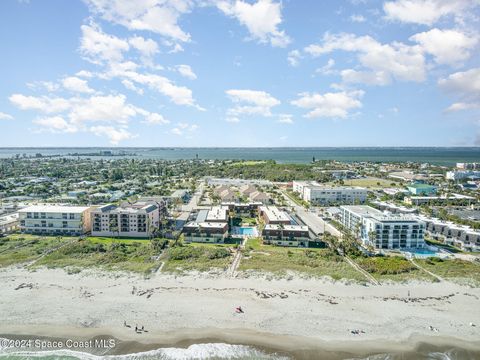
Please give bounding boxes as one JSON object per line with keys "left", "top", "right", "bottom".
{"left": 239, "top": 238, "right": 366, "bottom": 281}
{"left": 0, "top": 235, "right": 68, "bottom": 267}
{"left": 32, "top": 237, "right": 161, "bottom": 274}
{"left": 416, "top": 257, "right": 480, "bottom": 284}
{"left": 162, "top": 243, "right": 233, "bottom": 273}
{"left": 354, "top": 255, "right": 435, "bottom": 282}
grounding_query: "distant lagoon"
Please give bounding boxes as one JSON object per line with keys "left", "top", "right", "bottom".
{"left": 0, "top": 147, "right": 479, "bottom": 166}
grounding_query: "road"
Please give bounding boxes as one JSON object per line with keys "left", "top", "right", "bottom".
{"left": 281, "top": 190, "right": 341, "bottom": 237}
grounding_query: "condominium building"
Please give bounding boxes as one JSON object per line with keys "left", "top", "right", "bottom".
{"left": 340, "top": 205, "right": 425, "bottom": 249}
{"left": 91, "top": 202, "right": 159, "bottom": 238}
{"left": 18, "top": 205, "right": 92, "bottom": 235}
{"left": 206, "top": 206, "right": 229, "bottom": 222}
{"left": 446, "top": 170, "right": 480, "bottom": 181}
{"left": 258, "top": 206, "right": 291, "bottom": 225}
{"left": 0, "top": 213, "right": 19, "bottom": 235}
{"left": 262, "top": 224, "right": 309, "bottom": 247}
{"left": 182, "top": 222, "right": 228, "bottom": 243}
{"left": 293, "top": 181, "right": 367, "bottom": 205}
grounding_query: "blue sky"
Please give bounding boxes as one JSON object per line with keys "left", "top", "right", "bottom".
{"left": 0, "top": 0, "right": 479, "bottom": 147}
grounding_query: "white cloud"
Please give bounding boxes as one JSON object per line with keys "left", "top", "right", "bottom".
{"left": 410, "top": 28, "right": 478, "bottom": 66}
{"left": 170, "top": 122, "right": 198, "bottom": 135}
{"left": 9, "top": 94, "right": 71, "bottom": 113}
{"left": 226, "top": 89, "right": 280, "bottom": 117}
{"left": 438, "top": 67, "right": 480, "bottom": 112}
{"left": 26, "top": 81, "right": 60, "bottom": 92}
{"left": 291, "top": 90, "right": 364, "bottom": 118}
{"left": 277, "top": 114, "right": 293, "bottom": 124}
{"left": 350, "top": 14, "right": 366, "bottom": 22}
{"left": 315, "top": 58, "right": 336, "bottom": 75}
{"left": 75, "top": 70, "right": 94, "bottom": 78}
{"left": 226, "top": 116, "right": 240, "bottom": 123}
{"left": 128, "top": 35, "right": 159, "bottom": 64}
{"left": 68, "top": 94, "right": 137, "bottom": 125}
{"left": 121, "top": 79, "right": 144, "bottom": 95}
{"left": 144, "top": 112, "right": 170, "bottom": 125}
{"left": 217, "top": 0, "right": 291, "bottom": 47}
{"left": 305, "top": 33, "right": 426, "bottom": 85}
{"left": 84, "top": 0, "right": 193, "bottom": 42}
{"left": 80, "top": 22, "right": 130, "bottom": 65}
{"left": 103, "top": 62, "right": 202, "bottom": 108}
{"left": 0, "top": 112, "right": 14, "bottom": 120}
{"left": 176, "top": 64, "right": 197, "bottom": 80}
{"left": 287, "top": 50, "right": 301, "bottom": 67}
{"left": 383, "top": 0, "right": 475, "bottom": 25}
{"left": 62, "top": 76, "right": 95, "bottom": 93}
{"left": 90, "top": 125, "right": 135, "bottom": 145}
{"left": 33, "top": 116, "right": 77, "bottom": 133}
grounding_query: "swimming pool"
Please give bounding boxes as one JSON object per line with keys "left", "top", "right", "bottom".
{"left": 404, "top": 248, "right": 439, "bottom": 259}
{"left": 234, "top": 227, "right": 258, "bottom": 237}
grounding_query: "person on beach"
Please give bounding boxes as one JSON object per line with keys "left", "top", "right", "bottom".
{"left": 235, "top": 306, "right": 244, "bottom": 313}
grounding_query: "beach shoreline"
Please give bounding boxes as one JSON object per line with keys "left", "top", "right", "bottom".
{"left": 1, "top": 329, "right": 480, "bottom": 359}
{"left": 1, "top": 266, "right": 480, "bottom": 358}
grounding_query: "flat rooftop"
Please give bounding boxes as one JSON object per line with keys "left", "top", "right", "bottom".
{"left": 264, "top": 224, "right": 308, "bottom": 232}
{"left": 19, "top": 205, "right": 90, "bottom": 213}
{"left": 341, "top": 205, "right": 419, "bottom": 222}
{"left": 184, "top": 221, "right": 228, "bottom": 229}
{"left": 259, "top": 206, "right": 290, "bottom": 222}
{"left": 206, "top": 206, "right": 228, "bottom": 221}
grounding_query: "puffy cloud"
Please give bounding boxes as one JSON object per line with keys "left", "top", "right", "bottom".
{"left": 383, "top": 0, "right": 475, "bottom": 25}
{"left": 103, "top": 62, "right": 201, "bottom": 108}
{"left": 62, "top": 76, "right": 95, "bottom": 93}
{"left": 121, "top": 79, "right": 144, "bottom": 95}
{"left": 10, "top": 91, "right": 168, "bottom": 143}
{"left": 291, "top": 90, "right": 364, "bottom": 118}
{"left": 217, "top": 0, "right": 291, "bottom": 47}
{"left": 226, "top": 89, "right": 280, "bottom": 117}
{"left": 84, "top": 0, "right": 193, "bottom": 42}
{"left": 410, "top": 28, "right": 478, "bottom": 66}
{"left": 128, "top": 35, "right": 159, "bottom": 63}
{"left": 80, "top": 22, "right": 130, "bottom": 65}
{"left": 68, "top": 94, "right": 137, "bottom": 125}
{"left": 349, "top": 14, "right": 366, "bottom": 22}
{"left": 90, "top": 125, "right": 135, "bottom": 144}
{"left": 0, "top": 112, "right": 14, "bottom": 120}
{"left": 277, "top": 114, "right": 293, "bottom": 124}
{"left": 438, "top": 67, "right": 480, "bottom": 112}
{"left": 287, "top": 50, "right": 301, "bottom": 67}
{"left": 176, "top": 64, "right": 197, "bottom": 80}
{"left": 9, "top": 94, "right": 71, "bottom": 113}
{"left": 316, "top": 58, "right": 336, "bottom": 75}
{"left": 305, "top": 33, "right": 426, "bottom": 85}
{"left": 170, "top": 122, "right": 198, "bottom": 135}
{"left": 33, "top": 116, "right": 77, "bottom": 133}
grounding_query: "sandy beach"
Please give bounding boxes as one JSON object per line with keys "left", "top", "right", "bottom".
{"left": 1, "top": 266, "right": 480, "bottom": 358}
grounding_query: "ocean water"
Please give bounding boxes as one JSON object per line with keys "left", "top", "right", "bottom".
{"left": 0, "top": 147, "right": 479, "bottom": 165}
{"left": 1, "top": 340, "right": 479, "bottom": 360}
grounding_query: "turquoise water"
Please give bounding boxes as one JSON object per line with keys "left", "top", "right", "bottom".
{"left": 0, "top": 147, "right": 479, "bottom": 165}
{"left": 237, "top": 227, "right": 256, "bottom": 236}
{"left": 405, "top": 248, "right": 439, "bottom": 259}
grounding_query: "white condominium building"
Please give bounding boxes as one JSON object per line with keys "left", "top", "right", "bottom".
{"left": 259, "top": 206, "right": 291, "bottom": 225}
{"left": 18, "top": 205, "right": 92, "bottom": 236}
{"left": 340, "top": 205, "right": 425, "bottom": 249}
{"left": 293, "top": 181, "right": 367, "bottom": 205}
{"left": 91, "top": 202, "right": 159, "bottom": 238}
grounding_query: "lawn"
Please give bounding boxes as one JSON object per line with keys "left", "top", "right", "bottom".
{"left": 330, "top": 177, "right": 399, "bottom": 189}
{"left": 239, "top": 238, "right": 366, "bottom": 281}
{"left": 32, "top": 237, "right": 162, "bottom": 274}
{"left": 416, "top": 257, "right": 480, "bottom": 285}
{"left": 354, "top": 255, "right": 435, "bottom": 282}
{"left": 0, "top": 234, "right": 69, "bottom": 267}
{"left": 161, "top": 243, "right": 233, "bottom": 273}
